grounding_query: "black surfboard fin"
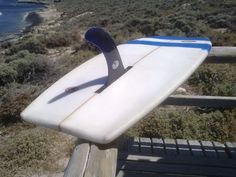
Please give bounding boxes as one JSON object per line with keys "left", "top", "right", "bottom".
{"left": 85, "top": 27, "right": 126, "bottom": 87}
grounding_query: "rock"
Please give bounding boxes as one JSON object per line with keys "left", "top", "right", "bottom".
{"left": 176, "top": 87, "right": 187, "bottom": 94}
{"left": 25, "top": 12, "right": 43, "bottom": 26}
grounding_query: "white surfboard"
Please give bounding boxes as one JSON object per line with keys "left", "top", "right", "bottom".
{"left": 21, "top": 28, "right": 212, "bottom": 144}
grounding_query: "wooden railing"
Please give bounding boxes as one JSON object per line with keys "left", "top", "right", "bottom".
{"left": 206, "top": 46, "right": 236, "bottom": 63}
{"left": 63, "top": 47, "right": 236, "bottom": 177}
{"left": 163, "top": 95, "right": 236, "bottom": 108}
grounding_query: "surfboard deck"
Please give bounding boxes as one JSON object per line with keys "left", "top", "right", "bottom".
{"left": 21, "top": 35, "right": 211, "bottom": 144}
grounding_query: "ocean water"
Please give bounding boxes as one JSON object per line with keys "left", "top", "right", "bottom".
{"left": 0, "top": 0, "right": 43, "bottom": 41}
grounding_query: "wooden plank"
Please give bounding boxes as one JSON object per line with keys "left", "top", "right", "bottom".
{"left": 205, "top": 47, "right": 236, "bottom": 63}
{"left": 225, "top": 142, "right": 236, "bottom": 159}
{"left": 64, "top": 141, "right": 90, "bottom": 177}
{"left": 117, "top": 153, "right": 236, "bottom": 168}
{"left": 117, "top": 138, "right": 129, "bottom": 152}
{"left": 188, "top": 140, "right": 204, "bottom": 157}
{"left": 117, "top": 160, "right": 236, "bottom": 177}
{"left": 83, "top": 143, "right": 118, "bottom": 177}
{"left": 176, "top": 139, "right": 191, "bottom": 156}
{"left": 213, "top": 141, "right": 228, "bottom": 158}
{"left": 64, "top": 140, "right": 118, "bottom": 177}
{"left": 117, "top": 170, "right": 148, "bottom": 177}
{"left": 164, "top": 138, "right": 177, "bottom": 155}
{"left": 162, "top": 95, "right": 236, "bottom": 108}
{"left": 127, "top": 137, "right": 139, "bottom": 153}
{"left": 152, "top": 138, "right": 165, "bottom": 155}
{"left": 139, "top": 137, "right": 152, "bottom": 154}
{"left": 201, "top": 141, "right": 217, "bottom": 158}
{"left": 116, "top": 170, "right": 196, "bottom": 177}
{"left": 118, "top": 153, "right": 162, "bottom": 162}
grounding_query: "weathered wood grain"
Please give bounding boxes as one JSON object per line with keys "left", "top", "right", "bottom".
{"left": 64, "top": 140, "right": 118, "bottom": 177}
{"left": 201, "top": 141, "right": 217, "bottom": 158}
{"left": 152, "top": 138, "right": 165, "bottom": 155}
{"left": 127, "top": 137, "right": 139, "bottom": 153}
{"left": 225, "top": 142, "right": 236, "bottom": 159}
{"left": 176, "top": 139, "right": 191, "bottom": 156}
{"left": 139, "top": 137, "right": 152, "bottom": 154}
{"left": 188, "top": 140, "right": 204, "bottom": 157}
{"left": 83, "top": 143, "right": 118, "bottom": 177}
{"left": 117, "top": 160, "right": 236, "bottom": 177}
{"left": 164, "top": 138, "right": 177, "bottom": 155}
{"left": 63, "top": 141, "right": 90, "bottom": 177}
{"left": 117, "top": 170, "right": 192, "bottom": 177}
{"left": 213, "top": 141, "right": 228, "bottom": 158}
{"left": 65, "top": 137, "right": 236, "bottom": 177}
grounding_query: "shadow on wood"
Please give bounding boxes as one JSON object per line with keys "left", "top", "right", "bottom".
{"left": 116, "top": 137, "right": 236, "bottom": 177}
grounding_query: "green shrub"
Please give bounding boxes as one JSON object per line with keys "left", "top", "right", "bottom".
{"left": 207, "top": 31, "right": 236, "bottom": 46}
{"left": 206, "top": 14, "right": 233, "bottom": 29}
{"left": 44, "top": 32, "right": 72, "bottom": 48}
{"left": 189, "top": 66, "right": 223, "bottom": 83}
{"left": 9, "top": 54, "right": 52, "bottom": 83}
{"left": 5, "top": 50, "right": 31, "bottom": 63}
{"left": 131, "top": 109, "right": 236, "bottom": 142}
{"left": 8, "top": 37, "right": 47, "bottom": 55}
{"left": 75, "top": 42, "right": 98, "bottom": 52}
{"left": 214, "top": 83, "right": 236, "bottom": 96}
{"left": 0, "top": 41, "right": 12, "bottom": 49}
{"left": 0, "top": 84, "right": 40, "bottom": 125}
{"left": 188, "top": 65, "right": 235, "bottom": 96}
{"left": 10, "top": 59, "right": 32, "bottom": 82}
{"left": 0, "top": 63, "right": 17, "bottom": 86}
{"left": 55, "top": 50, "right": 95, "bottom": 75}
{"left": 0, "top": 55, "right": 4, "bottom": 64}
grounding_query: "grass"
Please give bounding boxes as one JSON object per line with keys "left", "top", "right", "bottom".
{"left": 0, "top": 124, "right": 74, "bottom": 177}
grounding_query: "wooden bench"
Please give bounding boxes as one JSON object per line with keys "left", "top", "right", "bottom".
{"left": 64, "top": 137, "right": 236, "bottom": 177}
{"left": 117, "top": 137, "right": 236, "bottom": 177}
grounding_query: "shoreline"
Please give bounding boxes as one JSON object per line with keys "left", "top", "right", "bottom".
{"left": 0, "top": 0, "right": 46, "bottom": 43}
{"left": 17, "top": 0, "right": 49, "bottom": 5}
{"left": 0, "top": 4, "right": 60, "bottom": 44}
{"left": 0, "top": 10, "right": 44, "bottom": 43}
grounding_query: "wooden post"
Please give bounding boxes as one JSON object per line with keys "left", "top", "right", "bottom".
{"left": 64, "top": 139, "right": 118, "bottom": 177}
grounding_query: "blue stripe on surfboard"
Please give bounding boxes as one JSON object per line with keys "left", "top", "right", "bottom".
{"left": 127, "top": 40, "right": 211, "bottom": 51}
{"left": 148, "top": 36, "right": 210, "bottom": 41}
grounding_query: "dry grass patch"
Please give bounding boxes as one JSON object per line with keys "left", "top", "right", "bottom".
{"left": 0, "top": 124, "right": 75, "bottom": 177}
